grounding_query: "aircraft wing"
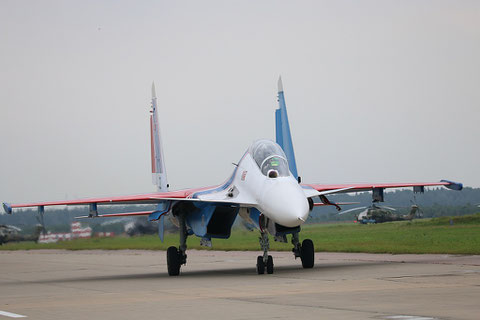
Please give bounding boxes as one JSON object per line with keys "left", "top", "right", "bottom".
{"left": 2, "top": 185, "right": 258, "bottom": 216}
{"left": 302, "top": 179, "right": 463, "bottom": 194}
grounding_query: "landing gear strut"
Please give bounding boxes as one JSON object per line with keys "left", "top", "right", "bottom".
{"left": 292, "top": 232, "right": 314, "bottom": 268}
{"left": 167, "top": 213, "right": 188, "bottom": 276}
{"left": 257, "top": 231, "right": 274, "bottom": 274}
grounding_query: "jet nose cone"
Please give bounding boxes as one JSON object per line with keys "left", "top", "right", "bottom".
{"left": 261, "top": 179, "right": 310, "bottom": 227}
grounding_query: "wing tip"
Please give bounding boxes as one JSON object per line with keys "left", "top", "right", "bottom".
{"left": 2, "top": 202, "right": 12, "bottom": 214}
{"left": 440, "top": 180, "right": 463, "bottom": 191}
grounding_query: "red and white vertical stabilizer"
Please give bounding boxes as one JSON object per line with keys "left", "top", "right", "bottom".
{"left": 150, "top": 82, "right": 169, "bottom": 192}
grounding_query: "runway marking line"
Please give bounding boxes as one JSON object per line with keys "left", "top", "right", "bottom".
{"left": 0, "top": 310, "right": 26, "bottom": 318}
{"left": 385, "top": 316, "right": 436, "bottom": 320}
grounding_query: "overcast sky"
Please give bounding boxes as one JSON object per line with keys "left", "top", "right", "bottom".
{"left": 1, "top": 0, "right": 479, "bottom": 204}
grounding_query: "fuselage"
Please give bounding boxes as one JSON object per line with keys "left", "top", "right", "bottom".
{"left": 233, "top": 140, "right": 310, "bottom": 228}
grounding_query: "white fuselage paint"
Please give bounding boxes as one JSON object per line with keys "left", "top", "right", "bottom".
{"left": 197, "top": 150, "right": 310, "bottom": 228}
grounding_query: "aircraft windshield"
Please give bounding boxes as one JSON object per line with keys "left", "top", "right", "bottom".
{"left": 249, "top": 140, "right": 290, "bottom": 177}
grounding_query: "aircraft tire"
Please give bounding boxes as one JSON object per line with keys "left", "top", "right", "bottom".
{"left": 256, "top": 256, "right": 265, "bottom": 274}
{"left": 266, "top": 255, "right": 274, "bottom": 274}
{"left": 167, "top": 246, "right": 181, "bottom": 276}
{"left": 300, "top": 239, "right": 314, "bottom": 268}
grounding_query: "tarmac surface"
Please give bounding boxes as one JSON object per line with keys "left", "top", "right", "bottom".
{"left": 1, "top": 250, "right": 479, "bottom": 320}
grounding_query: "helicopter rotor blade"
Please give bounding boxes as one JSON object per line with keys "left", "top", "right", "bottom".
{"left": 378, "top": 205, "right": 397, "bottom": 211}
{"left": 339, "top": 207, "right": 367, "bottom": 215}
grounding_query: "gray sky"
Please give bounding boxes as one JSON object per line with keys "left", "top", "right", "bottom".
{"left": 1, "top": 0, "right": 479, "bottom": 204}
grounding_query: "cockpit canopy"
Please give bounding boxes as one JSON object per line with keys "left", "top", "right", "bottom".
{"left": 249, "top": 140, "right": 290, "bottom": 177}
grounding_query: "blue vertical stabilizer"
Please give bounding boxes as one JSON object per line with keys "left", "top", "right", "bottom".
{"left": 275, "top": 77, "right": 298, "bottom": 179}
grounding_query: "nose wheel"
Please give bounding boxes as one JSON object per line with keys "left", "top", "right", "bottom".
{"left": 266, "top": 255, "right": 274, "bottom": 274}
{"left": 257, "top": 255, "right": 274, "bottom": 274}
{"left": 257, "top": 231, "right": 274, "bottom": 274}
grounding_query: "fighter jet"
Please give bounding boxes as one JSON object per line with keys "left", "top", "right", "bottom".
{"left": 2, "top": 78, "right": 463, "bottom": 275}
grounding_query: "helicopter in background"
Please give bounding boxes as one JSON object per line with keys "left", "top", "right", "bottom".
{"left": 340, "top": 203, "right": 423, "bottom": 224}
{"left": 0, "top": 224, "right": 43, "bottom": 245}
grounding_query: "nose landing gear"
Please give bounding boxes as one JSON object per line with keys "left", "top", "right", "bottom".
{"left": 256, "top": 230, "right": 315, "bottom": 274}
{"left": 257, "top": 231, "right": 274, "bottom": 274}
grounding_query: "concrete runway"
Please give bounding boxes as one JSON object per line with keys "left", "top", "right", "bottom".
{"left": 1, "top": 250, "right": 479, "bottom": 320}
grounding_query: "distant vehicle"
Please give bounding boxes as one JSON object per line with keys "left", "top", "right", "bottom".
{"left": 0, "top": 224, "right": 43, "bottom": 245}
{"left": 124, "top": 217, "right": 158, "bottom": 237}
{"left": 99, "top": 216, "right": 166, "bottom": 237}
{"left": 342, "top": 204, "right": 422, "bottom": 224}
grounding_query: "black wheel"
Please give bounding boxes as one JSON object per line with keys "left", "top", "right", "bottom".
{"left": 300, "top": 239, "right": 314, "bottom": 268}
{"left": 256, "top": 256, "right": 265, "bottom": 274}
{"left": 266, "top": 255, "right": 274, "bottom": 274}
{"left": 167, "top": 246, "right": 181, "bottom": 276}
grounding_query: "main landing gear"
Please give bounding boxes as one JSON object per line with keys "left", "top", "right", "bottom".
{"left": 292, "top": 232, "right": 314, "bottom": 268}
{"left": 167, "top": 213, "right": 188, "bottom": 276}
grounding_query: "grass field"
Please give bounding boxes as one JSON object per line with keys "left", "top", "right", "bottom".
{"left": 1, "top": 214, "right": 479, "bottom": 254}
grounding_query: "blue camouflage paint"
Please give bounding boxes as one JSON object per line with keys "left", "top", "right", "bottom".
{"left": 151, "top": 201, "right": 172, "bottom": 242}
{"left": 441, "top": 180, "right": 463, "bottom": 191}
{"left": 185, "top": 205, "right": 238, "bottom": 239}
{"left": 158, "top": 215, "right": 165, "bottom": 242}
{"left": 186, "top": 205, "right": 216, "bottom": 237}
{"left": 275, "top": 109, "right": 283, "bottom": 151}
{"left": 276, "top": 89, "right": 298, "bottom": 179}
{"left": 248, "top": 207, "right": 262, "bottom": 229}
{"left": 2, "top": 202, "right": 12, "bottom": 214}
{"left": 150, "top": 201, "right": 172, "bottom": 221}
